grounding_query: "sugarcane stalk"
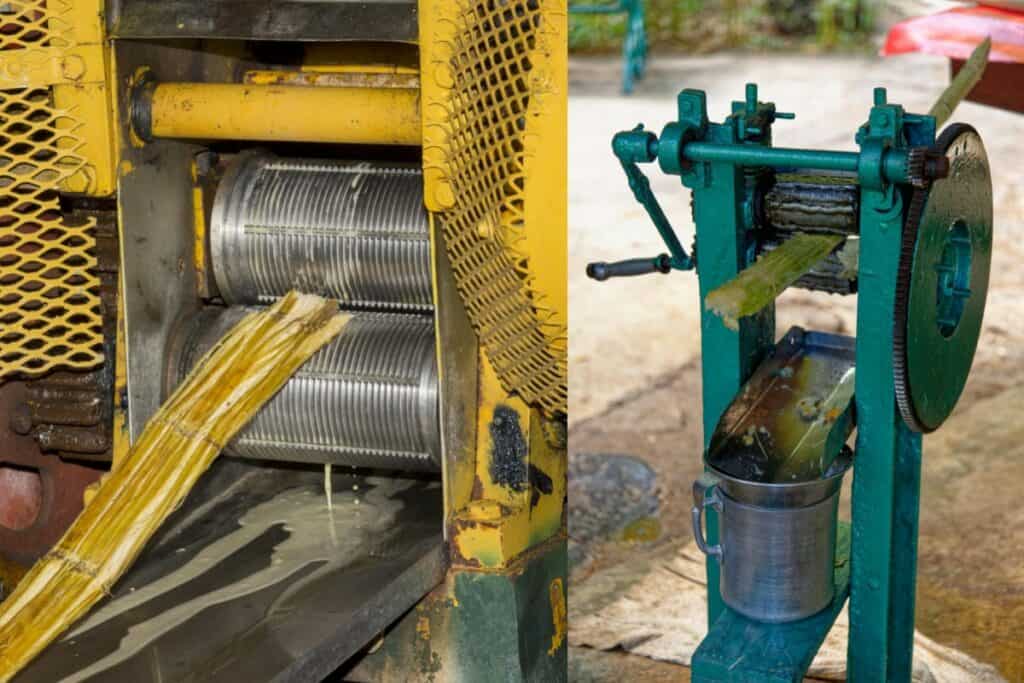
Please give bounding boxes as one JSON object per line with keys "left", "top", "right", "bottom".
{"left": 706, "top": 232, "right": 843, "bottom": 330}
{"left": 0, "top": 292, "right": 349, "bottom": 680}
{"left": 929, "top": 36, "right": 991, "bottom": 129}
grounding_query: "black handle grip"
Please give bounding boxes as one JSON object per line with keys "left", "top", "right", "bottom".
{"left": 586, "top": 254, "right": 671, "bottom": 281}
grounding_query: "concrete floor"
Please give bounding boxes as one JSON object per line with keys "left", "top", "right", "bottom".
{"left": 569, "top": 52, "right": 1024, "bottom": 681}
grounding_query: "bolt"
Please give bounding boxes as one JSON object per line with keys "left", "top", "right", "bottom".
{"left": 60, "top": 56, "right": 87, "bottom": 81}
{"left": 433, "top": 64, "right": 454, "bottom": 90}
{"left": 9, "top": 404, "right": 32, "bottom": 435}
{"left": 924, "top": 152, "right": 950, "bottom": 180}
{"left": 434, "top": 182, "right": 455, "bottom": 210}
{"left": 745, "top": 83, "right": 758, "bottom": 112}
{"left": 194, "top": 149, "right": 218, "bottom": 175}
{"left": 61, "top": 166, "right": 95, "bottom": 194}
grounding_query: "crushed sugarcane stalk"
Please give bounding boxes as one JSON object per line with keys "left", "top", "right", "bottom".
{"left": 706, "top": 232, "right": 844, "bottom": 330}
{"left": 0, "top": 291, "right": 349, "bottom": 681}
{"left": 929, "top": 36, "right": 991, "bottom": 129}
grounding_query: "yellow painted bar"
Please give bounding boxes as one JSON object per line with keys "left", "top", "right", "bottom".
{"left": 147, "top": 83, "right": 421, "bottom": 145}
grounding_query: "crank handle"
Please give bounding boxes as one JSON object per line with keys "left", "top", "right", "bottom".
{"left": 586, "top": 254, "right": 672, "bottom": 281}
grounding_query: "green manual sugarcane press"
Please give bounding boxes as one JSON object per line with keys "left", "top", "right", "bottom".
{"left": 587, "top": 84, "right": 993, "bottom": 681}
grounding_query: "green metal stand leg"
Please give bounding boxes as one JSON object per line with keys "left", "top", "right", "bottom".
{"left": 848, "top": 104, "right": 924, "bottom": 680}
{"left": 691, "top": 160, "right": 774, "bottom": 625}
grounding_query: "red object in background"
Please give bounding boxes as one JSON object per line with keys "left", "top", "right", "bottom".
{"left": 883, "top": 5, "right": 1024, "bottom": 114}
{"left": 882, "top": 5, "right": 1024, "bottom": 63}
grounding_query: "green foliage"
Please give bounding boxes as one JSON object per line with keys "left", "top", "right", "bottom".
{"left": 569, "top": 11, "right": 626, "bottom": 51}
{"left": 569, "top": 0, "right": 878, "bottom": 53}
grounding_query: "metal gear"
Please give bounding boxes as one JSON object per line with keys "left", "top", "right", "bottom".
{"left": 905, "top": 147, "right": 927, "bottom": 188}
{"left": 894, "top": 123, "right": 993, "bottom": 433}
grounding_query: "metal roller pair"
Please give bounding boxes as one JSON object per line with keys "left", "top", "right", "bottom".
{"left": 757, "top": 173, "right": 860, "bottom": 295}
{"left": 170, "top": 153, "right": 440, "bottom": 471}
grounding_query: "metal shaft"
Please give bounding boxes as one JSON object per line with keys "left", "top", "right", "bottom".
{"left": 169, "top": 307, "right": 441, "bottom": 471}
{"left": 211, "top": 153, "right": 433, "bottom": 311}
{"left": 682, "top": 142, "right": 913, "bottom": 185}
{"left": 134, "top": 80, "right": 421, "bottom": 146}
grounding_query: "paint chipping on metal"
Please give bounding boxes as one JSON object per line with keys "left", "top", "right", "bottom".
{"left": 489, "top": 405, "right": 528, "bottom": 491}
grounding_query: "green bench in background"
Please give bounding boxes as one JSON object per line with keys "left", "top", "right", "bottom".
{"left": 570, "top": 0, "right": 647, "bottom": 93}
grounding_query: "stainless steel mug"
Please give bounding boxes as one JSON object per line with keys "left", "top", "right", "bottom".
{"left": 691, "top": 452, "right": 851, "bottom": 623}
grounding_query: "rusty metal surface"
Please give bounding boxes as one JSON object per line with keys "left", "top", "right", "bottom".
{"left": 0, "top": 466, "right": 42, "bottom": 531}
{"left": 17, "top": 466, "right": 445, "bottom": 682}
{"left": 12, "top": 370, "right": 112, "bottom": 459}
{"left": 10, "top": 203, "right": 119, "bottom": 461}
{"left": 0, "top": 382, "right": 103, "bottom": 566}
{"left": 108, "top": 0, "right": 418, "bottom": 42}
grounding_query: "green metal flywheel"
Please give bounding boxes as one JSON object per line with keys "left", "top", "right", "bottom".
{"left": 894, "top": 123, "right": 993, "bottom": 433}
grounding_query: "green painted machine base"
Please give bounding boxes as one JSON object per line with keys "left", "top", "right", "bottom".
{"left": 344, "top": 534, "right": 568, "bottom": 682}
{"left": 691, "top": 523, "right": 850, "bottom": 683}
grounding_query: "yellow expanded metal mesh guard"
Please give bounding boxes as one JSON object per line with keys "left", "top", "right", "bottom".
{"left": 0, "top": 1, "right": 104, "bottom": 378}
{"left": 421, "top": 0, "right": 568, "bottom": 417}
{"left": 0, "top": 0, "right": 71, "bottom": 49}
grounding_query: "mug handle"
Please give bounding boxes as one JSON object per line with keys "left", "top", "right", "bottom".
{"left": 691, "top": 472, "right": 723, "bottom": 559}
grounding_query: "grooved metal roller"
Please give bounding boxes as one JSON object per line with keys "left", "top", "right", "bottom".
{"left": 168, "top": 307, "right": 441, "bottom": 471}
{"left": 211, "top": 152, "right": 433, "bottom": 311}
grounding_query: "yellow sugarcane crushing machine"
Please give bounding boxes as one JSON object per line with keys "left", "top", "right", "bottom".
{"left": 0, "top": 0, "right": 568, "bottom": 679}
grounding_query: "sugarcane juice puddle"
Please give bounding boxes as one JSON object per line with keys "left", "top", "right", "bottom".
{"left": 57, "top": 477, "right": 411, "bottom": 681}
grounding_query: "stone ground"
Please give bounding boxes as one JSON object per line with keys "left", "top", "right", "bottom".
{"left": 569, "top": 52, "right": 1024, "bottom": 681}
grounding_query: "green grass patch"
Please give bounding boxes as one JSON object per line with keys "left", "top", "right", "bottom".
{"left": 569, "top": 0, "right": 878, "bottom": 53}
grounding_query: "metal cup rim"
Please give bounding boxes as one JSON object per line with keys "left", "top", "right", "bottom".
{"left": 702, "top": 449, "right": 853, "bottom": 507}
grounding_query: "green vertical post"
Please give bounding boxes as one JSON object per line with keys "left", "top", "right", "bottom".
{"left": 344, "top": 536, "right": 568, "bottom": 682}
{"left": 848, "top": 89, "right": 924, "bottom": 682}
{"left": 680, "top": 88, "right": 774, "bottom": 626}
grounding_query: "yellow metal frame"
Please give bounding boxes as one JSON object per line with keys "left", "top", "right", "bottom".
{"left": 48, "top": 0, "right": 117, "bottom": 196}
{"left": 421, "top": 0, "right": 568, "bottom": 569}
{"left": 0, "top": 0, "right": 117, "bottom": 196}
{"left": 449, "top": 355, "right": 567, "bottom": 568}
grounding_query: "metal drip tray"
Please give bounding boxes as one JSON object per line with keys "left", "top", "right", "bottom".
{"left": 17, "top": 464, "right": 444, "bottom": 682}
{"left": 708, "top": 327, "right": 857, "bottom": 483}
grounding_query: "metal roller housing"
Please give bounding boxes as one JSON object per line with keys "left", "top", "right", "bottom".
{"left": 169, "top": 307, "right": 441, "bottom": 471}
{"left": 211, "top": 153, "right": 433, "bottom": 311}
